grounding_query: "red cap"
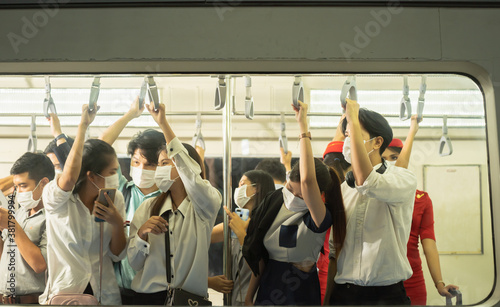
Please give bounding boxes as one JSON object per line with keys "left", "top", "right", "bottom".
{"left": 388, "top": 138, "right": 404, "bottom": 148}
{"left": 323, "top": 141, "right": 344, "bottom": 158}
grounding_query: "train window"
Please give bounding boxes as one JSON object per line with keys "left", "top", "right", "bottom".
{"left": 0, "top": 73, "right": 492, "bottom": 306}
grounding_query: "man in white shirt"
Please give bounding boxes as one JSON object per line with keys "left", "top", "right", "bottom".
{"left": 0, "top": 152, "right": 54, "bottom": 304}
{"left": 324, "top": 99, "right": 417, "bottom": 305}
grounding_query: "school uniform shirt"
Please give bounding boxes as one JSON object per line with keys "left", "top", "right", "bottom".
{"left": 0, "top": 208, "right": 46, "bottom": 296}
{"left": 331, "top": 163, "right": 417, "bottom": 286}
{"left": 39, "top": 176, "right": 127, "bottom": 305}
{"left": 115, "top": 167, "right": 161, "bottom": 290}
{"left": 264, "top": 203, "right": 332, "bottom": 264}
{"left": 127, "top": 137, "right": 221, "bottom": 298}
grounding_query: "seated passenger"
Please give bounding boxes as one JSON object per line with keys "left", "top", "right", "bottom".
{"left": 255, "top": 159, "right": 286, "bottom": 189}
{"left": 0, "top": 152, "right": 54, "bottom": 304}
{"left": 39, "top": 104, "right": 127, "bottom": 305}
{"left": 243, "top": 100, "right": 346, "bottom": 306}
{"left": 127, "top": 101, "right": 221, "bottom": 305}
{"left": 324, "top": 99, "right": 417, "bottom": 305}
{"left": 209, "top": 170, "right": 275, "bottom": 304}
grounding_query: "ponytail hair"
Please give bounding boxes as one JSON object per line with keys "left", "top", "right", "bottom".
{"left": 150, "top": 143, "right": 205, "bottom": 217}
{"left": 289, "top": 158, "right": 347, "bottom": 253}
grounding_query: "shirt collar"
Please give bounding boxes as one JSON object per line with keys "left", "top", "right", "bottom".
{"left": 160, "top": 194, "right": 189, "bottom": 218}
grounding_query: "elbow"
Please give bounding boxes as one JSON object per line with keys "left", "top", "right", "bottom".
{"left": 300, "top": 176, "right": 317, "bottom": 187}
{"left": 33, "top": 261, "right": 47, "bottom": 274}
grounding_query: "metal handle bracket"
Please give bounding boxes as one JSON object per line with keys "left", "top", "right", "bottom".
{"left": 147, "top": 76, "right": 160, "bottom": 111}
{"left": 89, "top": 76, "right": 101, "bottom": 112}
{"left": 399, "top": 75, "right": 411, "bottom": 121}
{"left": 279, "top": 112, "right": 288, "bottom": 154}
{"left": 292, "top": 76, "right": 304, "bottom": 109}
{"left": 215, "top": 75, "right": 227, "bottom": 110}
{"left": 340, "top": 76, "right": 357, "bottom": 110}
{"left": 439, "top": 116, "right": 453, "bottom": 156}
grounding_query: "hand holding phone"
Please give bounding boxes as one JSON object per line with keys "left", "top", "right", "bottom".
{"left": 94, "top": 188, "right": 116, "bottom": 223}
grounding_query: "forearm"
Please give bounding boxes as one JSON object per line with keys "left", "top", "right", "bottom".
{"left": 349, "top": 120, "right": 373, "bottom": 185}
{"left": 109, "top": 221, "right": 127, "bottom": 257}
{"left": 99, "top": 113, "right": 135, "bottom": 145}
{"left": 395, "top": 130, "right": 417, "bottom": 169}
{"left": 211, "top": 223, "right": 224, "bottom": 244}
{"left": 422, "top": 238, "right": 444, "bottom": 286}
{"left": 158, "top": 120, "right": 176, "bottom": 145}
{"left": 58, "top": 122, "right": 87, "bottom": 191}
{"left": 299, "top": 121, "right": 326, "bottom": 226}
{"left": 0, "top": 176, "right": 14, "bottom": 194}
{"left": 14, "top": 223, "right": 46, "bottom": 273}
{"left": 245, "top": 260, "right": 264, "bottom": 304}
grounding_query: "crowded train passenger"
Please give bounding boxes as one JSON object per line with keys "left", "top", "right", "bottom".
{"left": 0, "top": 152, "right": 54, "bottom": 304}
{"left": 99, "top": 97, "right": 165, "bottom": 303}
{"left": 210, "top": 170, "right": 275, "bottom": 304}
{"left": 324, "top": 99, "right": 417, "bottom": 305}
{"left": 255, "top": 159, "right": 287, "bottom": 189}
{"left": 382, "top": 115, "right": 459, "bottom": 305}
{"left": 318, "top": 114, "right": 351, "bottom": 304}
{"left": 243, "top": 100, "right": 346, "bottom": 305}
{"left": 39, "top": 104, "right": 127, "bottom": 305}
{"left": 127, "top": 101, "right": 221, "bottom": 305}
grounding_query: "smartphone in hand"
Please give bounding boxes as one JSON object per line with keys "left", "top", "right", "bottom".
{"left": 231, "top": 208, "right": 250, "bottom": 239}
{"left": 94, "top": 188, "right": 116, "bottom": 223}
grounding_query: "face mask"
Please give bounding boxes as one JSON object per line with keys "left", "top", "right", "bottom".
{"left": 282, "top": 186, "right": 308, "bottom": 212}
{"left": 234, "top": 184, "right": 255, "bottom": 208}
{"left": 342, "top": 136, "right": 376, "bottom": 164}
{"left": 130, "top": 166, "right": 156, "bottom": 189}
{"left": 154, "top": 165, "right": 178, "bottom": 193}
{"left": 16, "top": 181, "right": 42, "bottom": 210}
{"left": 96, "top": 173, "right": 120, "bottom": 190}
{"left": 386, "top": 160, "right": 397, "bottom": 166}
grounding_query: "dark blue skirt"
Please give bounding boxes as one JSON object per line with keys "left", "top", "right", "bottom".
{"left": 255, "top": 259, "right": 321, "bottom": 306}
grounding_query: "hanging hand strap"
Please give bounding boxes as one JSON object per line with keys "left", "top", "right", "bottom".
{"left": 192, "top": 113, "right": 206, "bottom": 150}
{"left": 89, "top": 77, "right": 101, "bottom": 112}
{"left": 340, "top": 76, "right": 357, "bottom": 111}
{"left": 400, "top": 75, "right": 411, "bottom": 121}
{"left": 439, "top": 115, "right": 453, "bottom": 156}
{"left": 43, "top": 76, "right": 57, "bottom": 119}
{"left": 27, "top": 115, "right": 37, "bottom": 153}
{"left": 292, "top": 76, "right": 304, "bottom": 109}
{"left": 279, "top": 113, "right": 288, "bottom": 154}
{"left": 214, "top": 75, "right": 227, "bottom": 110}
{"left": 446, "top": 289, "right": 462, "bottom": 306}
{"left": 147, "top": 76, "right": 160, "bottom": 111}
{"left": 245, "top": 76, "right": 254, "bottom": 120}
{"left": 139, "top": 77, "right": 148, "bottom": 109}
{"left": 417, "top": 75, "right": 427, "bottom": 122}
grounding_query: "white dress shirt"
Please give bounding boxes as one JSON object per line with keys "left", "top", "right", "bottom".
{"left": 128, "top": 137, "right": 221, "bottom": 298}
{"left": 331, "top": 163, "right": 417, "bottom": 286}
{"left": 39, "top": 175, "right": 126, "bottom": 305}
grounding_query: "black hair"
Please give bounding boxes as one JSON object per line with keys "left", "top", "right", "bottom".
{"left": 151, "top": 143, "right": 205, "bottom": 217}
{"left": 341, "top": 108, "right": 393, "bottom": 156}
{"left": 242, "top": 170, "right": 276, "bottom": 216}
{"left": 127, "top": 129, "right": 166, "bottom": 165}
{"left": 74, "top": 139, "right": 117, "bottom": 194}
{"left": 10, "top": 152, "right": 55, "bottom": 182}
{"left": 254, "top": 159, "right": 286, "bottom": 183}
{"left": 289, "top": 158, "right": 346, "bottom": 252}
{"left": 323, "top": 152, "right": 350, "bottom": 182}
{"left": 43, "top": 137, "right": 75, "bottom": 155}
{"left": 387, "top": 147, "right": 402, "bottom": 154}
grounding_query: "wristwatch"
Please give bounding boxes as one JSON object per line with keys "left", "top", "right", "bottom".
{"left": 299, "top": 132, "right": 312, "bottom": 140}
{"left": 55, "top": 133, "right": 68, "bottom": 142}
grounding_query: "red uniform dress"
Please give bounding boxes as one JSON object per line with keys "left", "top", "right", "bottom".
{"left": 404, "top": 190, "right": 436, "bottom": 305}
{"left": 318, "top": 228, "right": 330, "bottom": 304}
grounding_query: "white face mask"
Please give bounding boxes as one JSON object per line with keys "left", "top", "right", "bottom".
{"left": 130, "top": 166, "right": 156, "bottom": 189}
{"left": 386, "top": 160, "right": 397, "bottom": 166}
{"left": 342, "top": 136, "right": 376, "bottom": 164}
{"left": 282, "top": 186, "right": 308, "bottom": 212}
{"left": 154, "top": 165, "right": 178, "bottom": 193}
{"left": 16, "top": 181, "right": 42, "bottom": 210}
{"left": 96, "top": 173, "right": 120, "bottom": 190}
{"left": 234, "top": 184, "right": 255, "bottom": 208}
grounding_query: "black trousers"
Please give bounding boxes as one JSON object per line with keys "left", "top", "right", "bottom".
{"left": 330, "top": 281, "right": 411, "bottom": 305}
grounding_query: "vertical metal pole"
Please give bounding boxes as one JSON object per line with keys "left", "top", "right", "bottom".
{"left": 222, "top": 76, "right": 233, "bottom": 305}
